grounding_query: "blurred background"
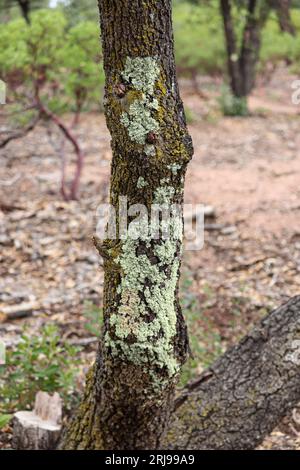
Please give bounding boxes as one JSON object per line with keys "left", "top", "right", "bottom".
{"left": 0, "top": 0, "right": 300, "bottom": 449}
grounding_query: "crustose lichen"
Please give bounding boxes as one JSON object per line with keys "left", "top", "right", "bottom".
{"left": 120, "top": 57, "right": 160, "bottom": 150}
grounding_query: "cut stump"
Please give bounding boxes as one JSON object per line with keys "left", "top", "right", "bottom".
{"left": 12, "top": 391, "right": 62, "bottom": 450}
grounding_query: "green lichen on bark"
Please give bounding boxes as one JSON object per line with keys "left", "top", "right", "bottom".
{"left": 105, "top": 186, "right": 183, "bottom": 385}
{"left": 120, "top": 57, "right": 160, "bottom": 148}
{"left": 167, "top": 163, "right": 182, "bottom": 174}
{"left": 121, "top": 57, "right": 160, "bottom": 95}
{"left": 137, "top": 176, "right": 148, "bottom": 188}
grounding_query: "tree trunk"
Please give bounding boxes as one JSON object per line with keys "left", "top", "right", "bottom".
{"left": 61, "top": 0, "right": 300, "bottom": 452}
{"left": 17, "top": 0, "right": 30, "bottom": 24}
{"left": 163, "top": 295, "right": 300, "bottom": 449}
{"left": 220, "top": 0, "right": 244, "bottom": 97}
{"left": 239, "top": 0, "right": 269, "bottom": 96}
{"left": 61, "top": 0, "right": 193, "bottom": 450}
{"left": 220, "top": 0, "right": 270, "bottom": 98}
{"left": 271, "top": 0, "right": 295, "bottom": 35}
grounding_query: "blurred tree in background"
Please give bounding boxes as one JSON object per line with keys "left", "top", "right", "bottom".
{"left": 0, "top": 9, "right": 104, "bottom": 199}
{"left": 0, "top": 0, "right": 49, "bottom": 23}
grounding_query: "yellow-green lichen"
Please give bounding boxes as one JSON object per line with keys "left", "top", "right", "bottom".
{"left": 154, "top": 185, "right": 175, "bottom": 204}
{"left": 144, "top": 144, "right": 156, "bottom": 156}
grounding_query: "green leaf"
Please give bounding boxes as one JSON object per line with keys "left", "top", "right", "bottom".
{"left": 0, "top": 414, "right": 12, "bottom": 429}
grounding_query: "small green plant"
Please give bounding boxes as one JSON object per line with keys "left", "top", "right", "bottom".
{"left": 219, "top": 85, "right": 249, "bottom": 117}
{"left": 0, "top": 413, "right": 12, "bottom": 428}
{"left": 83, "top": 301, "right": 103, "bottom": 337}
{"left": 0, "top": 324, "right": 81, "bottom": 421}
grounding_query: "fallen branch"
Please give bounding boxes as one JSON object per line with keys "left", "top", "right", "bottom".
{"left": 164, "top": 296, "right": 300, "bottom": 450}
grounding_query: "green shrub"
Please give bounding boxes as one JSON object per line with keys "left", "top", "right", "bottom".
{"left": 0, "top": 9, "right": 104, "bottom": 115}
{"left": 173, "top": 1, "right": 225, "bottom": 77}
{"left": 0, "top": 324, "right": 80, "bottom": 419}
{"left": 219, "top": 85, "right": 249, "bottom": 116}
{"left": 260, "top": 11, "right": 300, "bottom": 69}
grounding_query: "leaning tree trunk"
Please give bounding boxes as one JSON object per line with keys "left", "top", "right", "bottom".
{"left": 163, "top": 296, "right": 300, "bottom": 449}
{"left": 61, "top": 0, "right": 193, "bottom": 450}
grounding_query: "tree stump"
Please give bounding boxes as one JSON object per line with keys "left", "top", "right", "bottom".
{"left": 12, "top": 391, "right": 62, "bottom": 450}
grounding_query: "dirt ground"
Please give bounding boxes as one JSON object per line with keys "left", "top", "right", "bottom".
{"left": 1, "top": 68, "right": 300, "bottom": 449}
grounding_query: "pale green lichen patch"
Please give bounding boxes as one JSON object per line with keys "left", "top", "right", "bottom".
{"left": 120, "top": 98, "right": 159, "bottom": 145}
{"left": 137, "top": 177, "right": 148, "bottom": 189}
{"left": 154, "top": 185, "right": 175, "bottom": 204}
{"left": 167, "top": 163, "right": 182, "bottom": 175}
{"left": 120, "top": 57, "right": 160, "bottom": 150}
{"left": 121, "top": 57, "right": 160, "bottom": 95}
{"left": 144, "top": 144, "right": 156, "bottom": 156}
{"left": 105, "top": 186, "right": 183, "bottom": 386}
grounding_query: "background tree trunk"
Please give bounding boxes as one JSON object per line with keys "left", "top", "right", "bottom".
{"left": 272, "top": 0, "right": 295, "bottom": 35}
{"left": 61, "top": 0, "right": 193, "bottom": 450}
{"left": 164, "top": 296, "right": 300, "bottom": 449}
{"left": 221, "top": 0, "right": 270, "bottom": 99}
{"left": 220, "top": 0, "right": 244, "bottom": 97}
{"left": 239, "top": 0, "right": 270, "bottom": 96}
{"left": 17, "top": 0, "right": 30, "bottom": 24}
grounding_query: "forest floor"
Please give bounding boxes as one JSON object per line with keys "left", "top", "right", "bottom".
{"left": 0, "top": 66, "right": 300, "bottom": 449}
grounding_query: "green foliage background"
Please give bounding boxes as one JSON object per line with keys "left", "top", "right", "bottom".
{"left": 1, "top": 0, "right": 300, "bottom": 113}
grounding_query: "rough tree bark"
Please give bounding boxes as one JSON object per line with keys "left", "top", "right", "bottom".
{"left": 61, "top": 0, "right": 193, "bottom": 449}
{"left": 164, "top": 296, "right": 300, "bottom": 449}
{"left": 61, "top": 0, "right": 300, "bottom": 451}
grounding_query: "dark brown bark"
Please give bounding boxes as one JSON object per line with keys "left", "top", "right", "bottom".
{"left": 61, "top": 0, "right": 193, "bottom": 450}
{"left": 164, "top": 296, "right": 300, "bottom": 449}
